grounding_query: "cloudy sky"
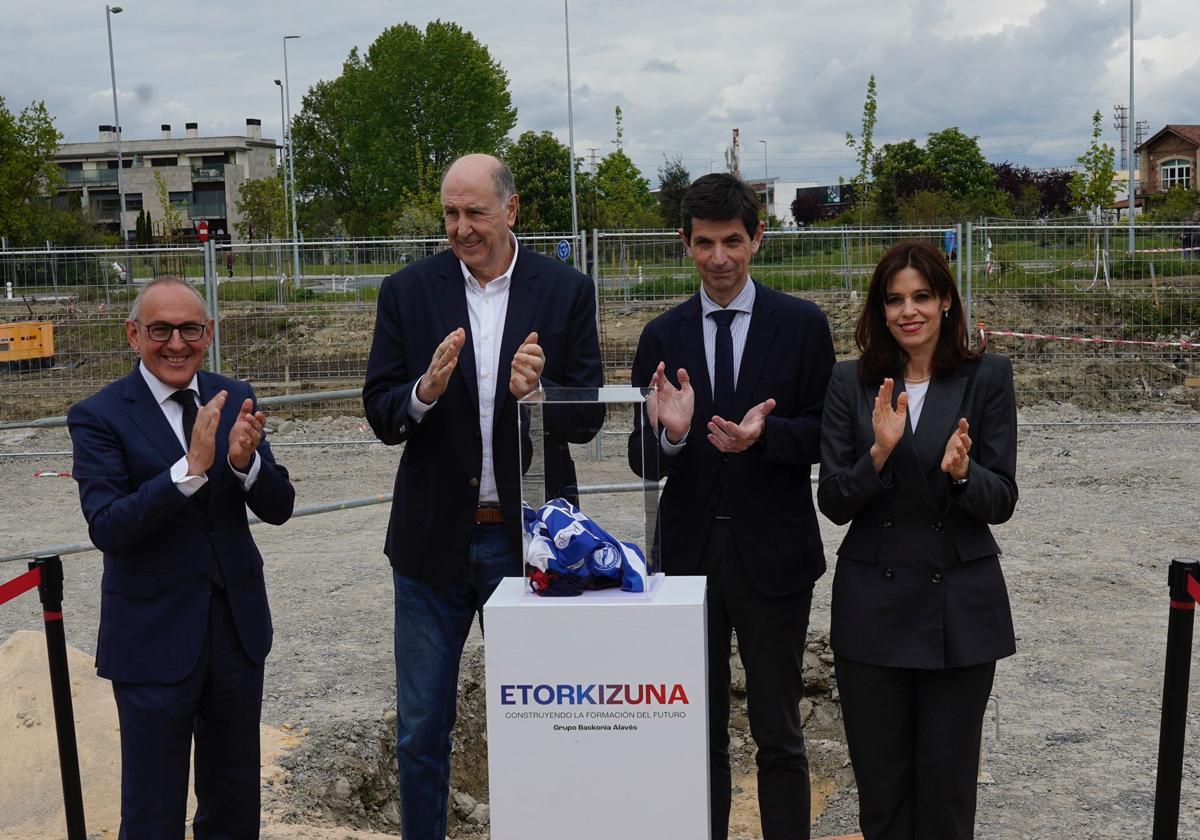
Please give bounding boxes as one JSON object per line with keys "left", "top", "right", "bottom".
{"left": 6, "top": 0, "right": 1197, "bottom": 186}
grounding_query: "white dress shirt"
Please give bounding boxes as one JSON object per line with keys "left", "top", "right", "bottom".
{"left": 662, "top": 278, "right": 757, "bottom": 452}
{"left": 408, "top": 235, "right": 520, "bottom": 504}
{"left": 137, "top": 364, "right": 260, "bottom": 495}
{"left": 904, "top": 380, "right": 930, "bottom": 432}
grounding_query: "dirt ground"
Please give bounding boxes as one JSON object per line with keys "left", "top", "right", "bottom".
{"left": 2, "top": 404, "right": 1200, "bottom": 839}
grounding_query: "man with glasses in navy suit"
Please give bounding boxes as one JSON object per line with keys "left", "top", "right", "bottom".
{"left": 68, "top": 277, "right": 294, "bottom": 838}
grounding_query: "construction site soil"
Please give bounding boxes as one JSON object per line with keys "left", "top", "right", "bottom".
{"left": 2, "top": 403, "right": 1200, "bottom": 838}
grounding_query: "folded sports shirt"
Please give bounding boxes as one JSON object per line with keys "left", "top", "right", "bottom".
{"left": 522, "top": 498, "right": 648, "bottom": 594}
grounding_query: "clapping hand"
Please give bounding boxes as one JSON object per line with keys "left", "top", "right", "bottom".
{"left": 229, "top": 398, "right": 266, "bottom": 471}
{"left": 648, "top": 362, "right": 694, "bottom": 444}
{"left": 708, "top": 398, "right": 776, "bottom": 453}
{"left": 416, "top": 328, "right": 466, "bottom": 404}
{"left": 869, "top": 378, "right": 908, "bottom": 473}
{"left": 510, "top": 332, "right": 545, "bottom": 399}
{"left": 940, "top": 418, "right": 971, "bottom": 480}
{"left": 185, "top": 390, "right": 227, "bottom": 477}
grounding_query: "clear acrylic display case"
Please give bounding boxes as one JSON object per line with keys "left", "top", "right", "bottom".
{"left": 517, "top": 386, "right": 663, "bottom": 598}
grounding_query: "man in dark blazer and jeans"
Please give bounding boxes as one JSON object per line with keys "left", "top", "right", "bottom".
{"left": 68, "top": 277, "right": 294, "bottom": 838}
{"left": 628, "top": 174, "right": 835, "bottom": 839}
{"left": 363, "top": 154, "right": 603, "bottom": 840}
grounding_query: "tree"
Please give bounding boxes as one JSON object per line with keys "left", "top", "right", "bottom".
{"left": 845, "top": 74, "right": 878, "bottom": 225}
{"left": 291, "top": 20, "right": 517, "bottom": 236}
{"left": 1147, "top": 185, "right": 1200, "bottom": 222}
{"left": 593, "top": 108, "right": 657, "bottom": 229}
{"left": 990, "top": 162, "right": 1075, "bottom": 219}
{"left": 389, "top": 187, "right": 442, "bottom": 237}
{"left": 234, "top": 171, "right": 287, "bottom": 239}
{"left": 154, "top": 171, "right": 183, "bottom": 241}
{"left": 656, "top": 155, "right": 691, "bottom": 229}
{"left": 924, "top": 127, "right": 997, "bottom": 205}
{"left": 1069, "top": 111, "right": 1118, "bottom": 220}
{"left": 0, "top": 97, "right": 79, "bottom": 245}
{"left": 502, "top": 130, "right": 574, "bottom": 232}
{"left": 790, "top": 192, "right": 823, "bottom": 226}
{"left": 871, "top": 139, "right": 934, "bottom": 221}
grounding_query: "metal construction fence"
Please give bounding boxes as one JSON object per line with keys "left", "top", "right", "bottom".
{"left": 1, "top": 223, "right": 1198, "bottom": 424}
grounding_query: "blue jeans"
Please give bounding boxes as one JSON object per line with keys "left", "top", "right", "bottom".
{"left": 392, "top": 523, "right": 515, "bottom": 840}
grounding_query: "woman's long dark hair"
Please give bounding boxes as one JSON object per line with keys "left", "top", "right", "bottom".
{"left": 855, "top": 240, "right": 977, "bottom": 385}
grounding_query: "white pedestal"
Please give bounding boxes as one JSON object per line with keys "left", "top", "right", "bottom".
{"left": 483, "top": 575, "right": 710, "bottom": 840}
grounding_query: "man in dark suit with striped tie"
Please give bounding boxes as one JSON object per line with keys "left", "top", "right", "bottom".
{"left": 628, "top": 174, "right": 836, "bottom": 840}
{"left": 68, "top": 277, "right": 294, "bottom": 838}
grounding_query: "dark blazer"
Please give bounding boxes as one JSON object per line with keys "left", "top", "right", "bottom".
{"left": 817, "top": 354, "right": 1018, "bottom": 669}
{"left": 67, "top": 367, "right": 295, "bottom": 684}
{"left": 363, "top": 247, "right": 603, "bottom": 584}
{"left": 627, "top": 282, "right": 835, "bottom": 596}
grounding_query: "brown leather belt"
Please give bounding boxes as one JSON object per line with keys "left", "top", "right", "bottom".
{"left": 474, "top": 505, "right": 504, "bottom": 525}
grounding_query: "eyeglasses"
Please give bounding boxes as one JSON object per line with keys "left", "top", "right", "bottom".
{"left": 139, "top": 322, "right": 207, "bottom": 342}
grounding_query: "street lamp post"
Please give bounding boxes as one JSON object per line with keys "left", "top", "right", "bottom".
{"left": 563, "top": 0, "right": 579, "bottom": 269}
{"left": 274, "top": 79, "right": 291, "bottom": 243}
{"left": 283, "top": 35, "right": 301, "bottom": 285}
{"left": 759, "top": 139, "right": 768, "bottom": 226}
{"left": 105, "top": 5, "right": 129, "bottom": 266}
{"left": 1127, "top": 0, "right": 1135, "bottom": 253}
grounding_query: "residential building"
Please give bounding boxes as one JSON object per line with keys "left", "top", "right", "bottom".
{"left": 53, "top": 120, "right": 279, "bottom": 243}
{"left": 1134, "top": 124, "right": 1199, "bottom": 199}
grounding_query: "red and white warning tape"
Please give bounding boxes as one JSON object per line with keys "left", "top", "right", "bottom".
{"left": 978, "top": 324, "right": 1200, "bottom": 351}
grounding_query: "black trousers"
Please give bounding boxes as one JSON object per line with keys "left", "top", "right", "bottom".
{"left": 835, "top": 656, "right": 996, "bottom": 840}
{"left": 705, "top": 520, "right": 813, "bottom": 840}
{"left": 112, "top": 589, "right": 264, "bottom": 840}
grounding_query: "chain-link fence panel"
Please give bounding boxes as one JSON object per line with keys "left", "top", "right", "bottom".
{"left": 969, "top": 223, "right": 1200, "bottom": 409}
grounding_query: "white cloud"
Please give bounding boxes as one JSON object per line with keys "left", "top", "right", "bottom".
{"left": 5, "top": 0, "right": 1195, "bottom": 186}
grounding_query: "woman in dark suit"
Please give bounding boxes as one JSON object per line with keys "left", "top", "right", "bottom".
{"left": 817, "top": 240, "right": 1018, "bottom": 840}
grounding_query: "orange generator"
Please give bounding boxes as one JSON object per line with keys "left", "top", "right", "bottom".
{"left": 0, "top": 321, "right": 55, "bottom": 370}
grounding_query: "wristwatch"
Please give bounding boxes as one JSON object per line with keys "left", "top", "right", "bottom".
{"left": 951, "top": 476, "right": 969, "bottom": 487}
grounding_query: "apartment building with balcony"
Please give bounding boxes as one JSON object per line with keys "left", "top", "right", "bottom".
{"left": 53, "top": 119, "right": 279, "bottom": 243}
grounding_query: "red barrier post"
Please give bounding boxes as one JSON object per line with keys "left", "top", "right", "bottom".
{"left": 1153, "top": 557, "right": 1200, "bottom": 840}
{"left": 30, "top": 555, "right": 87, "bottom": 840}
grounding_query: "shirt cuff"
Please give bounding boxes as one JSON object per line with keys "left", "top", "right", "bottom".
{"left": 229, "top": 451, "right": 261, "bottom": 489}
{"left": 170, "top": 455, "right": 208, "bottom": 497}
{"left": 660, "top": 427, "right": 687, "bottom": 455}
{"left": 408, "top": 378, "right": 436, "bottom": 424}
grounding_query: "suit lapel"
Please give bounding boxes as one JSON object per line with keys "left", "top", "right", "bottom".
{"left": 731, "top": 283, "right": 775, "bottom": 419}
{"left": 678, "top": 295, "right": 713, "bottom": 417}
{"left": 433, "top": 253, "right": 478, "bottom": 408}
{"left": 862, "top": 377, "right": 938, "bottom": 512}
{"left": 122, "top": 367, "right": 187, "bottom": 465}
{"left": 912, "top": 370, "right": 968, "bottom": 478}
{"left": 493, "top": 252, "right": 538, "bottom": 433}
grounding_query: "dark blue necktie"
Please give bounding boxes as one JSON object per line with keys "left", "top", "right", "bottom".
{"left": 170, "top": 389, "right": 223, "bottom": 588}
{"left": 169, "top": 390, "right": 197, "bottom": 448}
{"left": 709, "top": 309, "right": 737, "bottom": 419}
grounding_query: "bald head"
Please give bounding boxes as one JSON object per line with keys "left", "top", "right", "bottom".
{"left": 440, "top": 154, "right": 520, "bottom": 281}
{"left": 441, "top": 154, "right": 515, "bottom": 205}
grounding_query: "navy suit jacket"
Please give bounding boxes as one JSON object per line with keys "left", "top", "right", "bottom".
{"left": 363, "top": 247, "right": 603, "bottom": 584}
{"left": 817, "top": 354, "right": 1018, "bottom": 669}
{"left": 68, "top": 367, "right": 294, "bottom": 684}
{"left": 628, "top": 282, "right": 836, "bottom": 596}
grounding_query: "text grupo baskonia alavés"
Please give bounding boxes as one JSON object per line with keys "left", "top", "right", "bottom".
{"left": 499, "top": 683, "right": 690, "bottom": 705}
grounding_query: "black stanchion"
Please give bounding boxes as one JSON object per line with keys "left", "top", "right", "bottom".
{"left": 30, "top": 555, "right": 87, "bottom": 840}
{"left": 1153, "top": 557, "right": 1200, "bottom": 840}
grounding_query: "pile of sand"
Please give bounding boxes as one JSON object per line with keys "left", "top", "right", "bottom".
{"left": 0, "top": 629, "right": 122, "bottom": 839}
{"left": 0, "top": 630, "right": 385, "bottom": 840}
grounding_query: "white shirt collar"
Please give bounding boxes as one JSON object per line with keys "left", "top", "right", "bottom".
{"left": 138, "top": 362, "right": 198, "bottom": 406}
{"left": 700, "top": 276, "right": 756, "bottom": 317}
{"left": 460, "top": 232, "right": 520, "bottom": 292}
